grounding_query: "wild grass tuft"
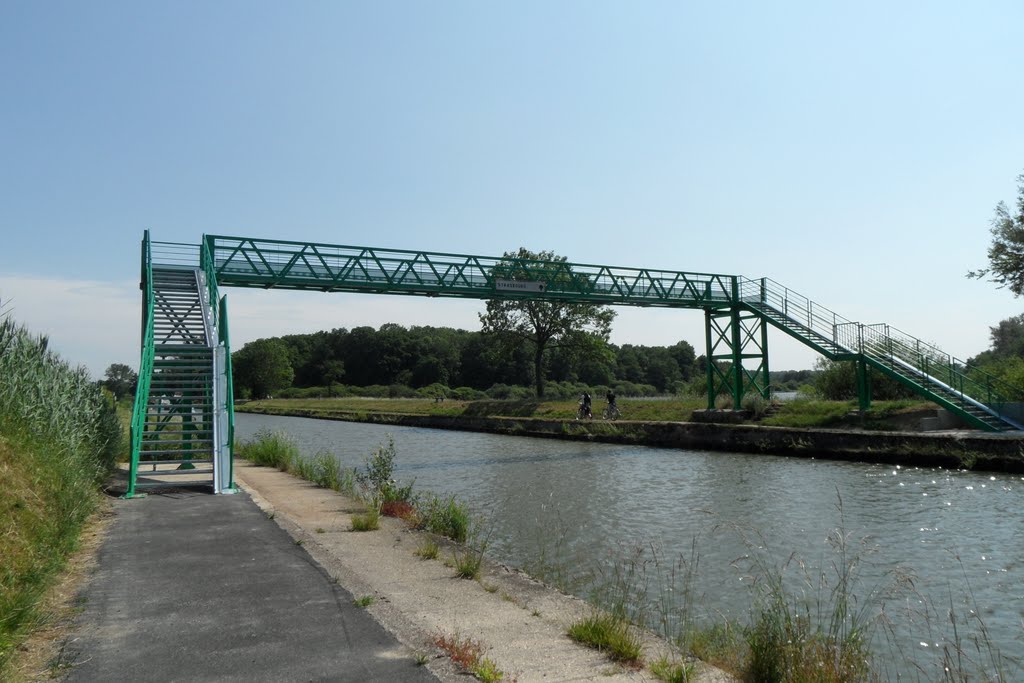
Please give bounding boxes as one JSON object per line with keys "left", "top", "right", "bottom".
{"left": 236, "top": 428, "right": 300, "bottom": 471}
{"left": 350, "top": 504, "right": 380, "bottom": 531}
{"left": 415, "top": 540, "right": 440, "bottom": 560}
{"left": 353, "top": 595, "right": 375, "bottom": 608}
{"left": 650, "top": 656, "right": 691, "bottom": 682}
{"left": 453, "top": 551, "right": 483, "bottom": 580}
{"left": 567, "top": 612, "right": 643, "bottom": 665}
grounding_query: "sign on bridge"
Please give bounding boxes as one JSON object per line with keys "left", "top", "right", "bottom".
{"left": 495, "top": 279, "right": 546, "bottom": 293}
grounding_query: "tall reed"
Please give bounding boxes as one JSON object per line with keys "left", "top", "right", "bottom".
{"left": 0, "top": 310, "right": 123, "bottom": 674}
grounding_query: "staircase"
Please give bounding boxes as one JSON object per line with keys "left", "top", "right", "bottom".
{"left": 132, "top": 266, "right": 218, "bottom": 491}
{"left": 738, "top": 278, "right": 1024, "bottom": 432}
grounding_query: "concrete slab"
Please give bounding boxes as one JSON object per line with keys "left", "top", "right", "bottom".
{"left": 62, "top": 489, "right": 438, "bottom": 682}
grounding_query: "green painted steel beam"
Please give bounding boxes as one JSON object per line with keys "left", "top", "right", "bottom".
{"left": 205, "top": 234, "right": 737, "bottom": 309}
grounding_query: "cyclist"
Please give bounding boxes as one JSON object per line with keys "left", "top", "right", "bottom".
{"left": 604, "top": 390, "right": 620, "bottom": 420}
{"left": 577, "top": 391, "right": 593, "bottom": 419}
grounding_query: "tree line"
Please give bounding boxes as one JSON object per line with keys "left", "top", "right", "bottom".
{"left": 232, "top": 323, "right": 700, "bottom": 400}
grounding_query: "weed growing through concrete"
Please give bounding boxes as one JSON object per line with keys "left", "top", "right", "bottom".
{"left": 650, "top": 656, "right": 691, "bottom": 683}
{"left": 567, "top": 612, "right": 643, "bottom": 665}
{"left": 353, "top": 595, "right": 375, "bottom": 608}
{"left": 433, "top": 632, "right": 513, "bottom": 682}
{"left": 350, "top": 505, "right": 380, "bottom": 532}
{"left": 415, "top": 540, "right": 439, "bottom": 560}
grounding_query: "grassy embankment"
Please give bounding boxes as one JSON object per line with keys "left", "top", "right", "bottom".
{"left": 239, "top": 395, "right": 939, "bottom": 431}
{"left": 0, "top": 315, "right": 124, "bottom": 677}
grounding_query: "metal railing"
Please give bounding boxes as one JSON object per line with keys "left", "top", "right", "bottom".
{"left": 127, "top": 231, "right": 157, "bottom": 497}
{"left": 738, "top": 278, "right": 857, "bottom": 352}
{"left": 738, "top": 277, "right": 1023, "bottom": 427}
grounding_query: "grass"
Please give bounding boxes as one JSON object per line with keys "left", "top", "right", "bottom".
{"left": 353, "top": 595, "right": 375, "bottom": 608}
{"left": 239, "top": 395, "right": 948, "bottom": 432}
{"left": 453, "top": 550, "right": 483, "bottom": 580}
{"left": 0, "top": 312, "right": 124, "bottom": 677}
{"left": 650, "top": 656, "right": 691, "bottom": 682}
{"left": 567, "top": 612, "right": 644, "bottom": 665}
{"left": 239, "top": 396, "right": 704, "bottom": 423}
{"left": 415, "top": 540, "right": 440, "bottom": 560}
{"left": 350, "top": 506, "right": 380, "bottom": 531}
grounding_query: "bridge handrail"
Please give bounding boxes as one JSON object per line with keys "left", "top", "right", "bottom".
{"left": 738, "top": 277, "right": 857, "bottom": 351}
{"left": 150, "top": 240, "right": 200, "bottom": 267}
{"left": 205, "top": 235, "right": 737, "bottom": 306}
{"left": 860, "top": 323, "right": 1024, "bottom": 408}
{"left": 738, "top": 277, "right": 1024, "bottom": 421}
{"left": 127, "top": 230, "right": 156, "bottom": 497}
{"left": 200, "top": 237, "right": 220, "bottom": 331}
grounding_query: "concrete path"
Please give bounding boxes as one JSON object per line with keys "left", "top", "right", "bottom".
{"left": 62, "top": 488, "right": 438, "bottom": 682}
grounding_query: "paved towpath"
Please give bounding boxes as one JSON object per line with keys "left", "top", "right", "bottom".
{"left": 62, "top": 488, "right": 438, "bottom": 682}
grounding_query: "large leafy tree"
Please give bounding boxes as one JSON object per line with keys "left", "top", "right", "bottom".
{"left": 479, "top": 248, "right": 615, "bottom": 398}
{"left": 233, "top": 338, "right": 294, "bottom": 399}
{"left": 101, "top": 363, "right": 138, "bottom": 400}
{"left": 969, "top": 172, "right": 1024, "bottom": 295}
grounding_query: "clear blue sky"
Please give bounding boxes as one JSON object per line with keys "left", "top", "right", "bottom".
{"left": 2, "top": 1, "right": 1023, "bottom": 377}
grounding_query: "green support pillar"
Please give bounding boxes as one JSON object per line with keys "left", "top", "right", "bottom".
{"left": 705, "top": 306, "right": 771, "bottom": 410}
{"left": 856, "top": 357, "right": 872, "bottom": 412}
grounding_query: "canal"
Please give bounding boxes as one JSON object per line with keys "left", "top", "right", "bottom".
{"left": 237, "top": 413, "right": 1024, "bottom": 677}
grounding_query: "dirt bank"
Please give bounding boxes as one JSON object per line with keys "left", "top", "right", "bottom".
{"left": 234, "top": 460, "right": 734, "bottom": 682}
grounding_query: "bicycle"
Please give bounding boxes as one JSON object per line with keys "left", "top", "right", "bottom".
{"left": 602, "top": 404, "right": 621, "bottom": 421}
{"left": 576, "top": 402, "right": 593, "bottom": 420}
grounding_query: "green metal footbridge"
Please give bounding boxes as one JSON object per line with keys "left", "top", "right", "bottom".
{"left": 128, "top": 231, "right": 1024, "bottom": 496}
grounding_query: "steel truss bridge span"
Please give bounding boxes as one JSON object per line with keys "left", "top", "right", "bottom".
{"left": 127, "top": 232, "right": 1024, "bottom": 496}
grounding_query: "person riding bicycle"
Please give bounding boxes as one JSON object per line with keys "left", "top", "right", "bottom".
{"left": 603, "top": 390, "right": 620, "bottom": 419}
{"left": 578, "top": 391, "right": 593, "bottom": 419}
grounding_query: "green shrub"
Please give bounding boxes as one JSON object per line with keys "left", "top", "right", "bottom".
{"left": 419, "top": 493, "right": 470, "bottom": 543}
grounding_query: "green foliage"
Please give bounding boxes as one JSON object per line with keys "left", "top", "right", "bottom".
{"left": 477, "top": 248, "right": 617, "bottom": 397}
{"left": 232, "top": 338, "right": 294, "bottom": 399}
{"left": 419, "top": 493, "right": 470, "bottom": 543}
{"left": 968, "top": 171, "right": 1024, "bottom": 296}
{"left": 0, "top": 312, "right": 125, "bottom": 675}
{"left": 357, "top": 436, "right": 415, "bottom": 503}
{"left": 236, "top": 428, "right": 300, "bottom": 471}
{"left": 567, "top": 612, "right": 644, "bottom": 664}
{"left": 101, "top": 362, "right": 138, "bottom": 401}
{"left": 813, "top": 358, "right": 913, "bottom": 401}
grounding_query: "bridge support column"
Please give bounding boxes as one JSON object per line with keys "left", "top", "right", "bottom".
{"left": 704, "top": 307, "right": 770, "bottom": 409}
{"left": 856, "top": 357, "right": 872, "bottom": 412}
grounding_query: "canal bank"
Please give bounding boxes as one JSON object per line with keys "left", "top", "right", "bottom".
{"left": 236, "top": 405, "right": 1024, "bottom": 473}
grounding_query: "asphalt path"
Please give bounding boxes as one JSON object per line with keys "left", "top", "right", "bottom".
{"left": 62, "top": 488, "right": 438, "bottom": 682}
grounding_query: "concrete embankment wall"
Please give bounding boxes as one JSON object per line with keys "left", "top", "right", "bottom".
{"left": 237, "top": 407, "right": 1024, "bottom": 473}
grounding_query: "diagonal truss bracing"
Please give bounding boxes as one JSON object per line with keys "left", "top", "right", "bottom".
{"left": 205, "top": 235, "right": 736, "bottom": 308}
